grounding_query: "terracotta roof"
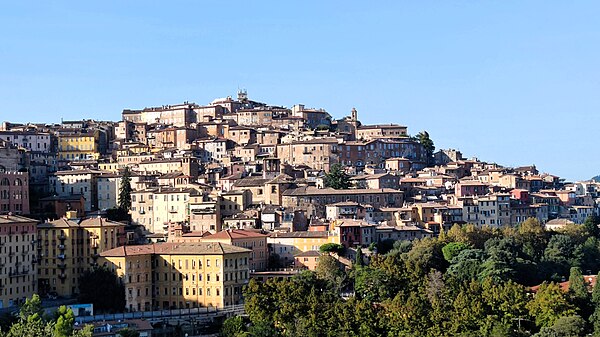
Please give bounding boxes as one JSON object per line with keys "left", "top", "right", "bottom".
{"left": 232, "top": 176, "right": 270, "bottom": 188}
{"left": 0, "top": 215, "right": 38, "bottom": 224}
{"left": 100, "top": 242, "right": 251, "bottom": 257}
{"left": 282, "top": 186, "right": 402, "bottom": 196}
{"left": 203, "top": 229, "right": 268, "bottom": 240}
{"left": 530, "top": 275, "right": 597, "bottom": 293}
{"left": 270, "top": 231, "right": 332, "bottom": 238}
{"left": 78, "top": 217, "right": 126, "bottom": 228}
{"left": 295, "top": 250, "right": 321, "bottom": 258}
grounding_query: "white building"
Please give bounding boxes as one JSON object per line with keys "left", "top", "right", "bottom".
{"left": 49, "top": 169, "right": 103, "bottom": 212}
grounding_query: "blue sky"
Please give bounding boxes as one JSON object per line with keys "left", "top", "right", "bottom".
{"left": 0, "top": 1, "right": 598, "bottom": 181}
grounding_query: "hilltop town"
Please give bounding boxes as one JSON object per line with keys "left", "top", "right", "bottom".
{"left": 0, "top": 90, "right": 599, "bottom": 335}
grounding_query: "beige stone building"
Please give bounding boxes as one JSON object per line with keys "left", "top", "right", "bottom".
{"left": 37, "top": 216, "right": 126, "bottom": 297}
{"left": 130, "top": 187, "right": 202, "bottom": 234}
{"left": 0, "top": 215, "right": 37, "bottom": 309}
{"left": 99, "top": 242, "right": 250, "bottom": 311}
{"left": 276, "top": 138, "right": 340, "bottom": 172}
{"left": 201, "top": 229, "right": 268, "bottom": 272}
{"left": 356, "top": 124, "right": 408, "bottom": 141}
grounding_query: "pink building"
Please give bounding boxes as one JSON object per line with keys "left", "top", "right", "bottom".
{"left": 455, "top": 180, "right": 489, "bottom": 198}
{"left": 0, "top": 171, "right": 29, "bottom": 215}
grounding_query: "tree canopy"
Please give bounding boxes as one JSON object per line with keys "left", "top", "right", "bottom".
{"left": 323, "top": 164, "right": 350, "bottom": 189}
{"left": 78, "top": 267, "right": 126, "bottom": 313}
{"left": 241, "top": 218, "right": 600, "bottom": 336}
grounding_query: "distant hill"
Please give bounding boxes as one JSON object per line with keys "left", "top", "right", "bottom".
{"left": 593, "top": 175, "right": 600, "bottom": 182}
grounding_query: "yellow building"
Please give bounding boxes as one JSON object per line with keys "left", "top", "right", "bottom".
{"left": 267, "top": 231, "right": 340, "bottom": 266}
{"left": 0, "top": 215, "right": 38, "bottom": 309}
{"left": 57, "top": 131, "right": 99, "bottom": 161}
{"left": 99, "top": 242, "right": 251, "bottom": 311}
{"left": 37, "top": 216, "right": 126, "bottom": 297}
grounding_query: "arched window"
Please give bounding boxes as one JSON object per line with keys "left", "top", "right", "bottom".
{"left": 14, "top": 179, "right": 22, "bottom": 186}
{"left": 0, "top": 178, "right": 9, "bottom": 186}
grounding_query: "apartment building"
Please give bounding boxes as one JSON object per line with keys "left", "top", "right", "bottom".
{"left": 0, "top": 131, "right": 53, "bottom": 153}
{"left": 188, "top": 195, "right": 221, "bottom": 233}
{"left": 337, "top": 219, "right": 377, "bottom": 248}
{"left": 0, "top": 215, "right": 38, "bottom": 309}
{"left": 99, "top": 242, "right": 251, "bottom": 311}
{"left": 130, "top": 187, "right": 201, "bottom": 234}
{"left": 57, "top": 130, "right": 99, "bottom": 161}
{"left": 276, "top": 138, "right": 340, "bottom": 172}
{"left": 97, "top": 173, "right": 121, "bottom": 211}
{"left": 0, "top": 171, "right": 30, "bottom": 214}
{"left": 37, "top": 216, "right": 126, "bottom": 297}
{"left": 282, "top": 186, "right": 404, "bottom": 219}
{"left": 49, "top": 169, "right": 103, "bottom": 213}
{"left": 201, "top": 229, "right": 268, "bottom": 272}
{"left": 355, "top": 124, "right": 408, "bottom": 141}
{"left": 268, "top": 231, "right": 340, "bottom": 266}
{"left": 136, "top": 158, "right": 199, "bottom": 179}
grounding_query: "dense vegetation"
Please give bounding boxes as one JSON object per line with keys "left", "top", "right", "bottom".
{"left": 231, "top": 216, "right": 600, "bottom": 337}
{"left": 0, "top": 294, "right": 93, "bottom": 337}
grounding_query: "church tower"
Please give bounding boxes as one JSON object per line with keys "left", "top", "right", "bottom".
{"left": 351, "top": 107, "right": 358, "bottom": 122}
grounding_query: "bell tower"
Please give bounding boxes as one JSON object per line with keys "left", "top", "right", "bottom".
{"left": 351, "top": 107, "right": 358, "bottom": 122}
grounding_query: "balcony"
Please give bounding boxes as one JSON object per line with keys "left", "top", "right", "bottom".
{"left": 57, "top": 263, "right": 66, "bottom": 269}
{"left": 9, "top": 269, "right": 29, "bottom": 277}
{"left": 58, "top": 273, "right": 66, "bottom": 279}
{"left": 58, "top": 234, "right": 66, "bottom": 240}
{"left": 57, "top": 254, "right": 66, "bottom": 260}
{"left": 58, "top": 244, "right": 65, "bottom": 250}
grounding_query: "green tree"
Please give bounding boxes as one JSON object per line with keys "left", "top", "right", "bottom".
{"left": 416, "top": 131, "right": 435, "bottom": 166}
{"left": 323, "top": 164, "right": 350, "bottom": 189}
{"left": 73, "top": 325, "right": 94, "bottom": 337}
{"left": 221, "top": 316, "right": 245, "bottom": 337}
{"left": 354, "top": 266, "right": 393, "bottom": 302}
{"left": 246, "top": 320, "right": 280, "bottom": 337}
{"left": 315, "top": 254, "right": 346, "bottom": 292}
{"left": 527, "top": 282, "right": 577, "bottom": 327}
{"left": 584, "top": 215, "right": 600, "bottom": 238}
{"left": 447, "top": 249, "right": 485, "bottom": 283}
{"left": 78, "top": 267, "right": 126, "bottom": 313}
{"left": 355, "top": 247, "right": 364, "bottom": 267}
{"left": 442, "top": 242, "right": 471, "bottom": 262}
{"left": 319, "top": 243, "right": 344, "bottom": 255}
{"left": 551, "top": 315, "right": 587, "bottom": 337}
{"left": 54, "top": 306, "right": 75, "bottom": 337}
{"left": 118, "top": 166, "right": 132, "bottom": 211}
{"left": 543, "top": 235, "right": 579, "bottom": 280}
{"left": 567, "top": 267, "right": 593, "bottom": 322}
{"left": 18, "top": 294, "right": 44, "bottom": 322}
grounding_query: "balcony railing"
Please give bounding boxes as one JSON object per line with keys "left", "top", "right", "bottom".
{"left": 57, "top": 254, "right": 66, "bottom": 260}
{"left": 9, "top": 269, "right": 29, "bottom": 277}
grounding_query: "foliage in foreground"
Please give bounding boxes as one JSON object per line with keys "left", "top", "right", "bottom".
{"left": 0, "top": 294, "right": 93, "bottom": 337}
{"left": 241, "top": 217, "right": 600, "bottom": 337}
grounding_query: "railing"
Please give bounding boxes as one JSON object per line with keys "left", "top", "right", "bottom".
{"left": 75, "top": 304, "right": 246, "bottom": 324}
{"left": 9, "top": 269, "right": 29, "bottom": 277}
